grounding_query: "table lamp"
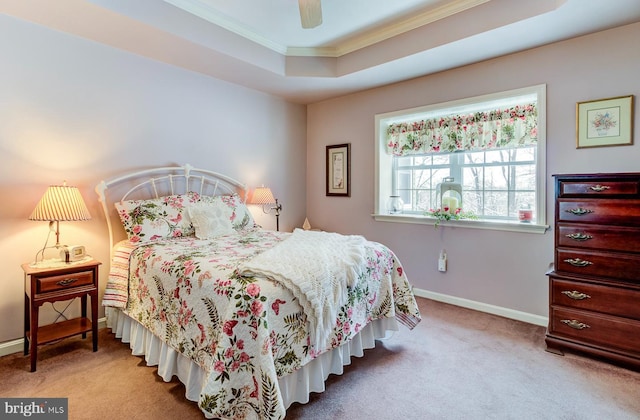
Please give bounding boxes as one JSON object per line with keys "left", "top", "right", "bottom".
{"left": 29, "top": 182, "right": 91, "bottom": 262}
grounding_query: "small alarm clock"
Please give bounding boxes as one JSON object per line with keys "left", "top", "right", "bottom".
{"left": 60, "top": 245, "right": 87, "bottom": 263}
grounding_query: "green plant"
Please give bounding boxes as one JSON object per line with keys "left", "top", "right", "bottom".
{"left": 426, "top": 208, "right": 478, "bottom": 228}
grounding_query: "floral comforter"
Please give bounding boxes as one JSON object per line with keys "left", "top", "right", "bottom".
{"left": 105, "top": 228, "right": 421, "bottom": 419}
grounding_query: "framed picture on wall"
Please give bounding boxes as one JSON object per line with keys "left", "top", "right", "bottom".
{"left": 326, "top": 143, "right": 350, "bottom": 196}
{"left": 576, "top": 95, "right": 634, "bottom": 148}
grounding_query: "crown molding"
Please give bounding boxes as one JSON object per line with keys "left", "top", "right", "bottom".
{"left": 166, "top": 0, "right": 489, "bottom": 58}
{"left": 288, "top": 0, "right": 490, "bottom": 57}
{"left": 286, "top": 46, "right": 336, "bottom": 58}
{"left": 163, "top": 0, "right": 288, "bottom": 54}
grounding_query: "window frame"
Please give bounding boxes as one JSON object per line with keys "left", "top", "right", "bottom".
{"left": 373, "top": 84, "right": 548, "bottom": 234}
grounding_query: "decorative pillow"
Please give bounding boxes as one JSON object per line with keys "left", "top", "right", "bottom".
{"left": 115, "top": 193, "right": 199, "bottom": 243}
{"left": 198, "top": 193, "right": 256, "bottom": 231}
{"left": 188, "top": 201, "right": 235, "bottom": 239}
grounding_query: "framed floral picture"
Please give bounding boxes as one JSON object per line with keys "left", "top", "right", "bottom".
{"left": 326, "top": 143, "right": 350, "bottom": 196}
{"left": 576, "top": 95, "right": 634, "bottom": 148}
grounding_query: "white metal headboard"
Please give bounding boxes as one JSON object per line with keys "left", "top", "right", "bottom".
{"left": 95, "top": 163, "right": 247, "bottom": 257}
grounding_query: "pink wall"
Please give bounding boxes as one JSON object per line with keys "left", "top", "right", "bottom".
{"left": 0, "top": 15, "right": 307, "bottom": 344}
{"left": 306, "top": 22, "right": 640, "bottom": 320}
{"left": 1, "top": 13, "right": 637, "bottom": 347}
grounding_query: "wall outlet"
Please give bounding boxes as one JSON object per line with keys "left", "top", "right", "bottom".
{"left": 438, "top": 250, "right": 447, "bottom": 272}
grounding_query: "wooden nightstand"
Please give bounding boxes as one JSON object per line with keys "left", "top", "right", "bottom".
{"left": 22, "top": 259, "right": 101, "bottom": 372}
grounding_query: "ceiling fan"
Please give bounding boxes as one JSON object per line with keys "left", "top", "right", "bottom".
{"left": 298, "top": 0, "right": 323, "bottom": 29}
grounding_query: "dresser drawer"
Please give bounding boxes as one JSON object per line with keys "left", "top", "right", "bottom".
{"left": 36, "top": 270, "right": 94, "bottom": 294}
{"left": 559, "top": 180, "right": 640, "bottom": 197}
{"left": 558, "top": 199, "right": 640, "bottom": 226}
{"left": 550, "top": 277, "right": 640, "bottom": 320}
{"left": 557, "top": 223, "right": 640, "bottom": 253}
{"left": 556, "top": 249, "right": 640, "bottom": 283}
{"left": 549, "top": 307, "right": 640, "bottom": 355}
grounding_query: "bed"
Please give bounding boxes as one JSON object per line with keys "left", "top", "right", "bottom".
{"left": 95, "top": 163, "right": 421, "bottom": 419}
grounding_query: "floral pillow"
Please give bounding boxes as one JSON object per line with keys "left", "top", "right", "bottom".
{"left": 198, "top": 193, "right": 256, "bottom": 231}
{"left": 115, "top": 193, "right": 199, "bottom": 243}
{"left": 188, "top": 201, "right": 235, "bottom": 239}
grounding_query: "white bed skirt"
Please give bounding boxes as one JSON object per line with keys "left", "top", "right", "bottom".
{"left": 105, "top": 307, "right": 399, "bottom": 413}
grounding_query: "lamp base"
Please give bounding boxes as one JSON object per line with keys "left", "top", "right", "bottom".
{"left": 274, "top": 199, "right": 282, "bottom": 231}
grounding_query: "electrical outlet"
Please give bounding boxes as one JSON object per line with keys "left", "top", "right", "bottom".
{"left": 438, "top": 250, "right": 447, "bottom": 272}
{"left": 438, "top": 257, "right": 447, "bottom": 272}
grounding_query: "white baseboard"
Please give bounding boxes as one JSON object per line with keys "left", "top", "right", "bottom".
{"left": 0, "top": 317, "right": 108, "bottom": 358}
{"left": 413, "top": 288, "right": 549, "bottom": 327}
{"left": 2, "top": 294, "right": 547, "bottom": 358}
{"left": 0, "top": 338, "right": 24, "bottom": 359}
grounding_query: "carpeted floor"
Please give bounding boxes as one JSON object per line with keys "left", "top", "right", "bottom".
{"left": 1, "top": 298, "right": 639, "bottom": 419}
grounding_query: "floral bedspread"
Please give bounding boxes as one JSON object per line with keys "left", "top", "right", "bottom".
{"left": 108, "top": 228, "right": 421, "bottom": 419}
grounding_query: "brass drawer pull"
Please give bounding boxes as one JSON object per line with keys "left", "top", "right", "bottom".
{"left": 561, "top": 319, "right": 590, "bottom": 330}
{"left": 589, "top": 185, "right": 610, "bottom": 192}
{"left": 57, "top": 278, "right": 78, "bottom": 287}
{"left": 564, "top": 258, "right": 593, "bottom": 267}
{"left": 566, "top": 233, "right": 593, "bottom": 241}
{"left": 561, "top": 290, "right": 591, "bottom": 300}
{"left": 565, "top": 208, "right": 594, "bottom": 216}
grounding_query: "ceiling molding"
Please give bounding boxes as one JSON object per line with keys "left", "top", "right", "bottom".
{"left": 288, "top": 0, "right": 490, "bottom": 57}
{"left": 286, "top": 46, "right": 336, "bottom": 58}
{"left": 165, "top": 0, "right": 490, "bottom": 58}
{"left": 5, "top": 0, "right": 638, "bottom": 104}
{"left": 163, "top": 0, "right": 289, "bottom": 54}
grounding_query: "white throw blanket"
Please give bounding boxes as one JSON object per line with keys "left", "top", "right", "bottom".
{"left": 238, "top": 228, "right": 367, "bottom": 347}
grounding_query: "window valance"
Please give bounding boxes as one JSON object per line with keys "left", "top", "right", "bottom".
{"left": 385, "top": 103, "right": 538, "bottom": 156}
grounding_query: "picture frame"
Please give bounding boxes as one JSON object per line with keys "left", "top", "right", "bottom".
{"left": 326, "top": 143, "right": 350, "bottom": 196}
{"left": 576, "top": 95, "right": 634, "bottom": 148}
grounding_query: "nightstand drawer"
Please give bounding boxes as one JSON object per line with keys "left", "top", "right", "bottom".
{"left": 37, "top": 270, "right": 94, "bottom": 293}
{"left": 23, "top": 259, "right": 101, "bottom": 372}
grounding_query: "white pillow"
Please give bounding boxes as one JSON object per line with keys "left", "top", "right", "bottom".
{"left": 198, "top": 193, "right": 256, "bottom": 231}
{"left": 188, "top": 201, "right": 235, "bottom": 239}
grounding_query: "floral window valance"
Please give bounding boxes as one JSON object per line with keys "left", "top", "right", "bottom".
{"left": 385, "top": 103, "right": 538, "bottom": 156}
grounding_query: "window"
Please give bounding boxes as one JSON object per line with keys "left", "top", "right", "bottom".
{"left": 374, "top": 85, "right": 547, "bottom": 233}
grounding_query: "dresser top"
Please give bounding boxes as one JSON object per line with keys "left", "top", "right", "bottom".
{"left": 553, "top": 172, "right": 640, "bottom": 179}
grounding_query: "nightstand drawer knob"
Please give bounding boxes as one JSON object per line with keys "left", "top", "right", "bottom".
{"left": 589, "top": 185, "right": 610, "bottom": 192}
{"left": 564, "top": 258, "right": 593, "bottom": 267}
{"left": 561, "top": 319, "right": 590, "bottom": 330}
{"left": 57, "top": 278, "right": 78, "bottom": 287}
{"left": 566, "top": 208, "right": 594, "bottom": 216}
{"left": 561, "top": 290, "right": 591, "bottom": 300}
{"left": 566, "top": 233, "right": 593, "bottom": 241}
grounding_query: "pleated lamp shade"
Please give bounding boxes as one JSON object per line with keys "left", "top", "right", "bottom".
{"left": 250, "top": 186, "right": 276, "bottom": 205}
{"left": 29, "top": 184, "right": 91, "bottom": 222}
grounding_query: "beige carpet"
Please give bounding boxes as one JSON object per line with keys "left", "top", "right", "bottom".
{"left": 1, "top": 298, "right": 639, "bottom": 419}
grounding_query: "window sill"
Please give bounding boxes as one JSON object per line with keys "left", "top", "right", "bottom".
{"left": 372, "top": 213, "right": 549, "bottom": 234}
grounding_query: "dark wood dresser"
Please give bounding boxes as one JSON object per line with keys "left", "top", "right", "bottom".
{"left": 546, "top": 173, "right": 640, "bottom": 370}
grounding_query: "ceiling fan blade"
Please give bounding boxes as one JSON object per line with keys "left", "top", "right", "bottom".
{"left": 299, "top": 0, "right": 322, "bottom": 29}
